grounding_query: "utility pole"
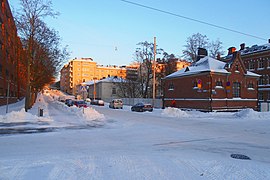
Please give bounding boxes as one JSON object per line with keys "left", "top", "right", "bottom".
{"left": 152, "top": 37, "right": 157, "bottom": 107}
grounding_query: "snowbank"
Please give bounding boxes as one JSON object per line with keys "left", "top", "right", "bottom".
{"left": 53, "top": 100, "right": 105, "bottom": 122}
{"left": 234, "top": 108, "right": 270, "bottom": 120}
{"left": 0, "top": 108, "right": 52, "bottom": 123}
{"left": 162, "top": 107, "right": 189, "bottom": 118}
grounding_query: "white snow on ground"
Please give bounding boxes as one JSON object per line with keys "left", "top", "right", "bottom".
{"left": 0, "top": 90, "right": 270, "bottom": 179}
{"left": 162, "top": 107, "right": 190, "bottom": 117}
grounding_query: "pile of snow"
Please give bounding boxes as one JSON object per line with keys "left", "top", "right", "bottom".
{"left": 53, "top": 100, "right": 105, "bottom": 121}
{"left": 0, "top": 108, "right": 52, "bottom": 123}
{"left": 234, "top": 108, "right": 270, "bottom": 120}
{"left": 162, "top": 107, "right": 189, "bottom": 118}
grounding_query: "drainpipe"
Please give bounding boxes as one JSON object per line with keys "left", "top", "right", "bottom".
{"left": 210, "top": 73, "right": 213, "bottom": 112}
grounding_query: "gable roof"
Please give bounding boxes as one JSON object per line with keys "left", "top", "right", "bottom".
{"left": 165, "top": 56, "right": 229, "bottom": 79}
{"left": 165, "top": 55, "right": 260, "bottom": 79}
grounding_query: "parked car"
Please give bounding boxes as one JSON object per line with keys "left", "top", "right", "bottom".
{"left": 131, "top": 103, "right": 153, "bottom": 112}
{"left": 91, "top": 99, "right": 105, "bottom": 106}
{"left": 65, "top": 99, "right": 74, "bottom": 107}
{"left": 74, "top": 100, "right": 87, "bottom": 108}
{"left": 109, "top": 99, "right": 123, "bottom": 109}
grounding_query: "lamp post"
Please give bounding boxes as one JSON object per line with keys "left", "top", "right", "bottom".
{"left": 152, "top": 37, "right": 157, "bottom": 107}
{"left": 93, "top": 77, "right": 97, "bottom": 100}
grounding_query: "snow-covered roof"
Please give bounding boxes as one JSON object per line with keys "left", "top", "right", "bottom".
{"left": 224, "top": 43, "right": 270, "bottom": 59}
{"left": 83, "top": 77, "right": 125, "bottom": 85}
{"left": 165, "top": 56, "right": 260, "bottom": 79}
{"left": 241, "top": 43, "right": 270, "bottom": 56}
{"left": 166, "top": 56, "right": 229, "bottom": 79}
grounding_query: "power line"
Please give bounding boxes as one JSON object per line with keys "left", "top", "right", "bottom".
{"left": 120, "top": 0, "right": 267, "bottom": 41}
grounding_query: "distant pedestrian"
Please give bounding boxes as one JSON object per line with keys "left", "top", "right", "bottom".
{"left": 172, "top": 99, "right": 176, "bottom": 107}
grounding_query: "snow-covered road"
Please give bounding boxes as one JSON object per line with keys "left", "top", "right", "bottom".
{"left": 0, "top": 92, "right": 270, "bottom": 179}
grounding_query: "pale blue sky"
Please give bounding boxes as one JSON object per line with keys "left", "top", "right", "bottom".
{"left": 10, "top": 0, "right": 270, "bottom": 66}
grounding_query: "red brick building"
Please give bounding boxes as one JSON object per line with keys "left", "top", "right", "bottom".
{"left": 164, "top": 51, "right": 260, "bottom": 111}
{"left": 224, "top": 40, "right": 270, "bottom": 111}
{"left": 0, "top": 0, "right": 26, "bottom": 106}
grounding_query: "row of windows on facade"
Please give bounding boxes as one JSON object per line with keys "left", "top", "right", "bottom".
{"left": 247, "top": 58, "right": 270, "bottom": 70}
{"left": 75, "top": 68, "right": 123, "bottom": 73}
{"left": 258, "top": 92, "right": 270, "bottom": 101}
{"left": 259, "top": 76, "right": 270, "bottom": 85}
{"left": 0, "top": 65, "right": 15, "bottom": 80}
{"left": 0, "top": 87, "right": 16, "bottom": 97}
{"left": 168, "top": 81, "right": 254, "bottom": 98}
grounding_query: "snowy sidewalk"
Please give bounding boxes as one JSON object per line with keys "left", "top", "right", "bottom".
{"left": 0, "top": 92, "right": 105, "bottom": 135}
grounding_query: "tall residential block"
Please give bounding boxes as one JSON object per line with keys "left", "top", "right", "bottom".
{"left": 0, "top": 0, "right": 26, "bottom": 106}
{"left": 60, "top": 58, "right": 127, "bottom": 95}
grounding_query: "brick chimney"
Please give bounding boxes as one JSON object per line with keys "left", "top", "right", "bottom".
{"left": 228, "top": 47, "right": 236, "bottom": 55}
{"left": 240, "top": 43, "right": 245, "bottom": 50}
{"left": 268, "top": 39, "right": 270, "bottom": 43}
{"left": 197, "top": 48, "right": 208, "bottom": 61}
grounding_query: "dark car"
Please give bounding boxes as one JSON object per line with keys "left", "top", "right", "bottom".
{"left": 91, "top": 99, "right": 105, "bottom": 106}
{"left": 74, "top": 100, "right": 87, "bottom": 108}
{"left": 131, "top": 103, "right": 153, "bottom": 112}
{"left": 65, "top": 99, "right": 74, "bottom": 107}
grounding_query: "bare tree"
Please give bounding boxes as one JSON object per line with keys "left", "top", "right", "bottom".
{"left": 182, "top": 33, "right": 224, "bottom": 62}
{"left": 162, "top": 53, "right": 177, "bottom": 76}
{"left": 14, "top": 0, "right": 68, "bottom": 111}
{"left": 208, "top": 39, "right": 225, "bottom": 59}
{"left": 115, "top": 78, "right": 140, "bottom": 98}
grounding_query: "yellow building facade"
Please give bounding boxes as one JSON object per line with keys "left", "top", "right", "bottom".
{"left": 60, "top": 58, "right": 127, "bottom": 95}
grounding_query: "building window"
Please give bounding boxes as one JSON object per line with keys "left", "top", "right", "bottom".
{"left": 247, "top": 83, "right": 254, "bottom": 90}
{"left": 168, "top": 82, "right": 174, "bottom": 90}
{"left": 258, "top": 60, "right": 264, "bottom": 69}
{"left": 233, "top": 82, "right": 241, "bottom": 98}
{"left": 112, "top": 87, "right": 116, "bottom": 95}
{"left": 259, "top": 77, "right": 264, "bottom": 85}
{"left": 265, "top": 75, "right": 269, "bottom": 85}
{"left": 249, "top": 62, "right": 255, "bottom": 70}
{"left": 0, "top": 64, "right": 2, "bottom": 76}
{"left": 5, "top": 69, "right": 9, "bottom": 77}
{"left": 235, "top": 65, "right": 239, "bottom": 72}
{"left": 268, "top": 92, "right": 270, "bottom": 100}
{"left": 258, "top": 92, "right": 264, "bottom": 101}
{"left": 267, "top": 58, "right": 270, "bottom": 68}
{"left": 0, "top": 87, "right": 3, "bottom": 96}
{"left": 216, "top": 81, "right": 223, "bottom": 87}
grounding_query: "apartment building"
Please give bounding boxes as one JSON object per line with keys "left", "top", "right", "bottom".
{"left": 223, "top": 40, "right": 270, "bottom": 110}
{"left": 0, "top": 0, "right": 26, "bottom": 106}
{"left": 60, "top": 58, "right": 127, "bottom": 95}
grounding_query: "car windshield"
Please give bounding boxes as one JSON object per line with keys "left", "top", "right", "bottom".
{"left": 77, "top": 101, "right": 84, "bottom": 104}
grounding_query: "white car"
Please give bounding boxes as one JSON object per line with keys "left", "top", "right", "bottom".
{"left": 109, "top": 99, "right": 123, "bottom": 109}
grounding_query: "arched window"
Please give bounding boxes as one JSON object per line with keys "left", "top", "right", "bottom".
{"left": 233, "top": 82, "right": 241, "bottom": 98}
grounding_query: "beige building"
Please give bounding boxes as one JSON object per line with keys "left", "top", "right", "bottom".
{"left": 60, "top": 58, "right": 127, "bottom": 95}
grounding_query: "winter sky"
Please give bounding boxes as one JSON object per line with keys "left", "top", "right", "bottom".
{"left": 9, "top": 0, "right": 270, "bottom": 66}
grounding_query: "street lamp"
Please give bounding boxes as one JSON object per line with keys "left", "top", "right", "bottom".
{"left": 93, "top": 77, "right": 97, "bottom": 100}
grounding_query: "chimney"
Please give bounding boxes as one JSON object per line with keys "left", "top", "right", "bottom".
{"left": 197, "top": 48, "right": 208, "bottom": 61}
{"left": 216, "top": 53, "right": 221, "bottom": 60}
{"left": 268, "top": 39, "right": 270, "bottom": 43}
{"left": 240, "top": 43, "right": 245, "bottom": 50}
{"left": 228, "top": 47, "right": 236, "bottom": 55}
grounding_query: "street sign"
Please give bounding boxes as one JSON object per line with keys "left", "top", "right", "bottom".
{"left": 197, "top": 79, "right": 202, "bottom": 89}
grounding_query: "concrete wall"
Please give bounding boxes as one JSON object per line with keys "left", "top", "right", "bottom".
{"left": 104, "top": 98, "right": 163, "bottom": 108}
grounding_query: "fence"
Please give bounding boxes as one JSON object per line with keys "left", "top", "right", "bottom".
{"left": 104, "top": 98, "right": 163, "bottom": 108}
{"left": 259, "top": 102, "right": 270, "bottom": 112}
